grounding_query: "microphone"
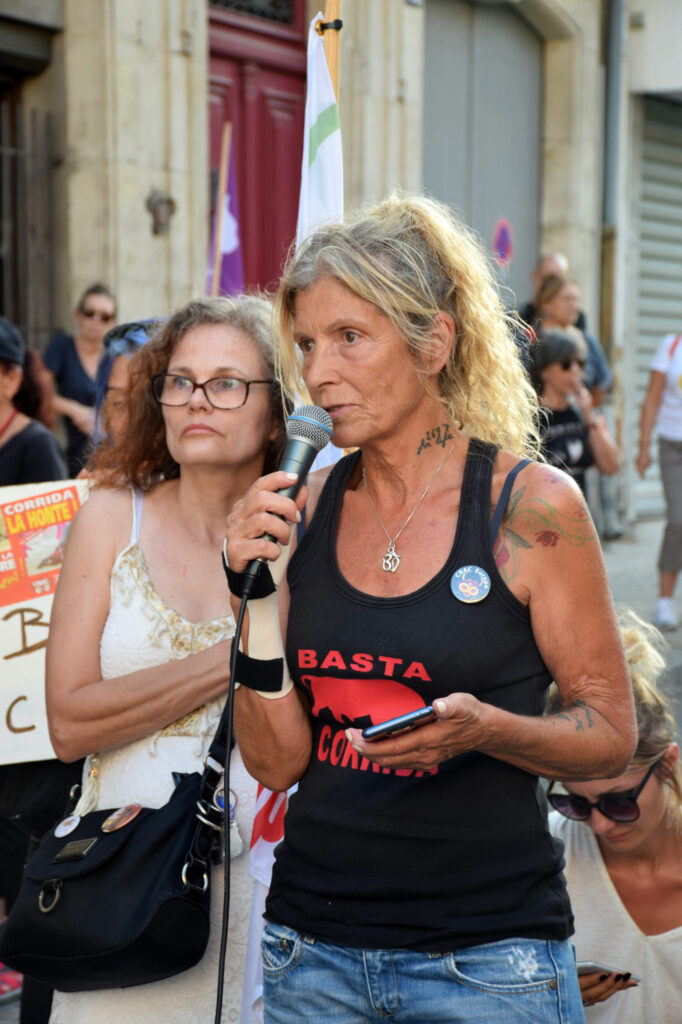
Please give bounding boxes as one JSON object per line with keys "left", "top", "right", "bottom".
{"left": 242, "top": 404, "right": 333, "bottom": 598}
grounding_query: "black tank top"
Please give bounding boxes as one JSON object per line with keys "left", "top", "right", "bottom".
{"left": 266, "top": 438, "right": 573, "bottom": 951}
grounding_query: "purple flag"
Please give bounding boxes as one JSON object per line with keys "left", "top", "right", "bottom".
{"left": 207, "top": 140, "right": 245, "bottom": 295}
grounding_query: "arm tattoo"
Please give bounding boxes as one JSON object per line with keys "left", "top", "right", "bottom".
{"left": 493, "top": 484, "right": 596, "bottom": 583}
{"left": 550, "top": 701, "right": 594, "bottom": 732}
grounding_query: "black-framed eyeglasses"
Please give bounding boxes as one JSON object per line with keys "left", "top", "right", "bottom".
{"left": 560, "top": 357, "right": 586, "bottom": 371}
{"left": 150, "top": 373, "right": 274, "bottom": 411}
{"left": 547, "top": 759, "right": 661, "bottom": 823}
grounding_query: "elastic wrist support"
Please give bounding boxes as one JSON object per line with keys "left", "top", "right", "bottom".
{"left": 235, "top": 587, "right": 293, "bottom": 699}
{"left": 222, "top": 541, "right": 293, "bottom": 700}
{"left": 222, "top": 553, "right": 276, "bottom": 600}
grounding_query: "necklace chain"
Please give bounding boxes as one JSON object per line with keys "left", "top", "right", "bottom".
{"left": 0, "top": 407, "right": 18, "bottom": 440}
{"left": 362, "top": 441, "right": 457, "bottom": 573}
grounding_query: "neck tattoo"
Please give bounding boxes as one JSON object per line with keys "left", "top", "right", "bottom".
{"left": 362, "top": 442, "right": 457, "bottom": 573}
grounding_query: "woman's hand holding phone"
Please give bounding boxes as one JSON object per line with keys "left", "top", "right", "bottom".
{"left": 577, "top": 961, "right": 639, "bottom": 1007}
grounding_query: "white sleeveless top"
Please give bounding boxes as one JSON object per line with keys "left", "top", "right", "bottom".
{"left": 550, "top": 811, "right": 682, "bottom": 1024}
{"left": 51, "top": 490, "right": 259, "bottom": 1024}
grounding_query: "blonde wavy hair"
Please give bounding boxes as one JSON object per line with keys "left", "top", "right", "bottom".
{"left": 620, "top": 611, "right": 682, "bottom": 810}
{"left": 275, "top": 193, "right": 540, "bottom": 457}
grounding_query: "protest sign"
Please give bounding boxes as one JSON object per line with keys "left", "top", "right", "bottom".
{"left": 0, "top": 479, "right": 89, "bottom": 765}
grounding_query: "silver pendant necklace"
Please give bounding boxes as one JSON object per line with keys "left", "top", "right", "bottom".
{"left": 362, "top": 442, "right": 457, "bottom": 573}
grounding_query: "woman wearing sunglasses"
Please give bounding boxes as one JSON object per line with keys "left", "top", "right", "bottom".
{"left": 548, "top": 612, "right": 682, "bottom": 1021}
{"left": 529, "top": 327, "right": 620, "bottom": 494}
{"left": 45, "top": 295, "right": 285, "bottom": 1023}
{"left": 44, "top": 283, "right": 117, "bottom": 475}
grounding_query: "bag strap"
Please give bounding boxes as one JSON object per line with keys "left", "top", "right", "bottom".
{"left": 670, "top": 335, "right": 681, "bottom": 361}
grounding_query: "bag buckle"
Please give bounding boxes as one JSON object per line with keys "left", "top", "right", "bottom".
{"left": 38, "top": 878, "right": 62, "bottom": 914}
{"left": 195, "top": 799, "right": 222, "bottom": 832}
{"left": 181, "top": 855, "right": 209, "bottom": 893}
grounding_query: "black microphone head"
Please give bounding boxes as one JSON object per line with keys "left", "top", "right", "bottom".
{"left": 286, "top": 405, "right": 334, "bottom": 453}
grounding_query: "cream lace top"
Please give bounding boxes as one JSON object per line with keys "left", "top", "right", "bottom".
{"left": 52, "top": 490, "right": 260, "bottom": 1024}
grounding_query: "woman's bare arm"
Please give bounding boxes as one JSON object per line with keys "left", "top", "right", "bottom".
{"left": 226, "top": 469, "right": 333, "bottom": 789}
{"left": 636, "top": 371, "right": 665, "bottom": 475}
{"left": 586, "top": 415, "right": 621, "bottom": 475}
{"left": 46, "top": 491, "right": 230, "bottom": 761}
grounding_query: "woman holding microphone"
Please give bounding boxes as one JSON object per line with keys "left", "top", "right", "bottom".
{"left": 225, "top": 194, "right": 636, "bottom": 1024}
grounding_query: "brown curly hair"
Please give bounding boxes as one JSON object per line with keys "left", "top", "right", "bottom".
{"left": 90, "top": 295, "right": 286, "bottom": 490}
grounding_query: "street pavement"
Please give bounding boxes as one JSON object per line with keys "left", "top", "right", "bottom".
{"left": 0, "top": 517, "right": 678, "bottom": 1023}
{"left": 602, "top": 516, "right": 682, "bottom": 740}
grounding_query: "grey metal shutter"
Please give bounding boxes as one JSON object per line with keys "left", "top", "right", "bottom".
{"left": 423, "top": 0, "right": 542, "bottom": 306}
{"left": 633, "top": 98, "right": 682, "bottom": 516}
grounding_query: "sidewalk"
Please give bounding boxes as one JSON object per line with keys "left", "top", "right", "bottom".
{"left": 602, "top": 516, "right": 682, "bottom": 741}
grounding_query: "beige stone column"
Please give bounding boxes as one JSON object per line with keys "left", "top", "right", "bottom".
{"left": 59, "top": 0, "right": 208, "bottom": 324}
{"left": 538, "top": 0, "right": 602, "bottom": 321}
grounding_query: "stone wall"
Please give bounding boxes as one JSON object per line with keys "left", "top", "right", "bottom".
{"left": 20, "top": 0, "right": 209, "bottom": 329}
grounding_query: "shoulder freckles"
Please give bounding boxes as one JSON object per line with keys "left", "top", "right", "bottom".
{"left": 519, "top": 462, "right": 589, "bottom": 516}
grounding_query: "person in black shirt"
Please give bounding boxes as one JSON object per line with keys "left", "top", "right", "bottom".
{"left": 44, "top": 283, "right": 116, "bottom": 475}
{"left": 0, "top": 318, "right": 67, "bottom": 486}
{"left": 529, "top": 327, "right": 620, "bottom": 494}
{"left": 0, "top": 317, "right": 74, "bottom": 1024}
{"left": 224, "top": 195, "right": 636, "bottom": 1024}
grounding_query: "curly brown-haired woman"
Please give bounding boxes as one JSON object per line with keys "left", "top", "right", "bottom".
{"left": 46, "top": 295, "right": 285, "bottom": 1023}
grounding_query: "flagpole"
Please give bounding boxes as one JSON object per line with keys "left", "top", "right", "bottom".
{"left": 322, "top": 0, "right": 341, "bottom": 100}
{"left": 210, "top": 122, "right": 232, "bottom": 298}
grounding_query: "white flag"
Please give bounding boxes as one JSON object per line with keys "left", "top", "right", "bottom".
{"left": 296, "top": 11, "right": 345, "bottom": 469}
{"left": 296, "top": 11, "right": 344, "bottom": 251}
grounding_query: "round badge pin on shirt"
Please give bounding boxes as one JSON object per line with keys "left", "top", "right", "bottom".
{"left": 451, "top": 565, "right": 491, "bottom": 604}
{"left": 101, "top": 803, "right": 142, "bottom": 833}
{"left": 54, "top": 813, "right": 81, "bottom": 838}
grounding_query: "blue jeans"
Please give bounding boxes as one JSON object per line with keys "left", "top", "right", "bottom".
{"left": 262, "top": 922, "right": 585, "bottom": 1023}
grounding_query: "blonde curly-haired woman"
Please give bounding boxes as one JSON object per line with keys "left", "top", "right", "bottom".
{"left": 224, "top": 194, "right": 636, "bottom": 1024}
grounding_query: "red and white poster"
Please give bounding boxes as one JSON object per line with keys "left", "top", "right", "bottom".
{"left": 0, "top": 480, "right": 89, "bottom": 765}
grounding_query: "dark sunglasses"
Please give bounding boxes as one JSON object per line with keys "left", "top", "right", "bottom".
{"left": 81, "top": 308, "right": 116, "bottom": 323}
{"left": 547, "top": 759, "right": 661, "bottom": 822}
{"left": 560, "top": 357, "right": 586, "bottom": 371}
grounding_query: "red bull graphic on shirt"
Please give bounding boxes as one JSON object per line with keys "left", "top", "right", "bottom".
{"left": 297, "top": 648, "right": 438, "bottom": 777}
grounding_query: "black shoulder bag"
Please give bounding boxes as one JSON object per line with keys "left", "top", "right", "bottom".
{"left": 0, "top": 689, "right": 236, "bottom": 1002}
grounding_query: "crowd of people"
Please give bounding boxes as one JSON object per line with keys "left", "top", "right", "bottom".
{"left": 0, "top": 194, "right": 680, "bottom": 1024}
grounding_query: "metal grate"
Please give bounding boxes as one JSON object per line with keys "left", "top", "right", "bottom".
{"left": 0, "top": 86, "right": 56, "bottom": 352}
{"left": 210, "top": 0, "right": 294, "bottom": 23}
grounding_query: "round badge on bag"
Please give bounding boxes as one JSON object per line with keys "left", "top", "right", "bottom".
{"left": 101, "top": 804, "right": 142, "bottom": 833}
{"left": 54, "top": 813, "right": 81, "bottom": 837}
{"left": 450, "top": 565, "right": 491, "bottom": 604}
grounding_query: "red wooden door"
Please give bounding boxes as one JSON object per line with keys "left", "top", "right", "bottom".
{"left": 209, "top": 4, "right": 306, "bottom": 291}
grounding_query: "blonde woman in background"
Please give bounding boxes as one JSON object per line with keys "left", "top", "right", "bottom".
{"left": 224, "top": 194, "right": 635, "bottom": 1023}
{"left": 548, "top": 612, "right": 682, "bottom": 1021}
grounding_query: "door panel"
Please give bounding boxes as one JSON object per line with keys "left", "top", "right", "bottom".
{"left": 424, "top": 0, "right": 542, "bottom": 306}
{"left": 209, "top": 4, "right": 305, "bottom": 289}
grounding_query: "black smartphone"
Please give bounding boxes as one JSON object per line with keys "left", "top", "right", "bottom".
{"left": 362, "top": 706, "right": 437, "bottom": 741}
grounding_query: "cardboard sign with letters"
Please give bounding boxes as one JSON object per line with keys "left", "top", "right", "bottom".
{"left": 0, "top": 480, "right": 89, "bottom": 765}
